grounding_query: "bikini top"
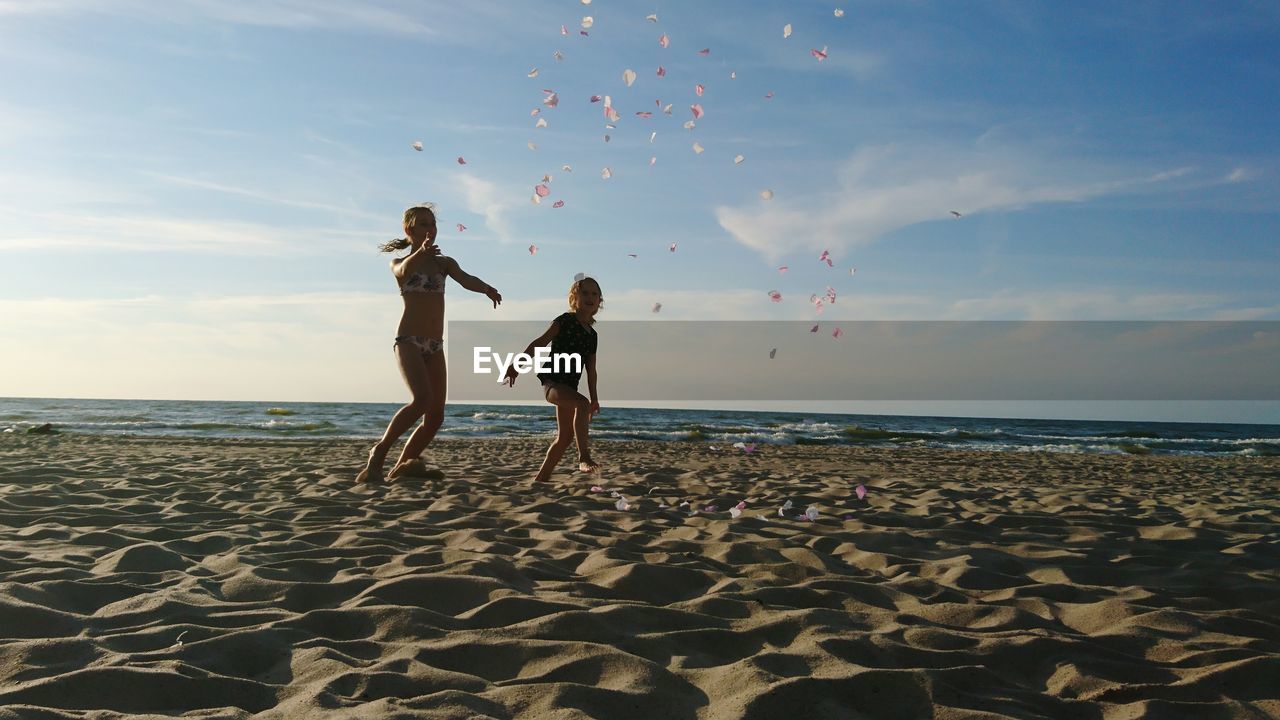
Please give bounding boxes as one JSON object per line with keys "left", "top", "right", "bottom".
{"left": 400, "top": 270, "right": 446, "bottom": 295}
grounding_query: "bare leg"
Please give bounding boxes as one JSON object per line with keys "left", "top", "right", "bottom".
{"left": 533, "top": 390, "right": 583, "bottom": 482}
{"left": 573, "top": 403, "right": 598, "bottom": 472}
{"left": 356, "top": 344, "right": 431, "bottom": 483}
{"left": 390, "top": 352, "right": 447, "bottom": 478}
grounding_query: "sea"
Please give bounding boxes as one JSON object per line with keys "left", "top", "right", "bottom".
{"left": 3, "top": 397, "right": 1278, "bottom": 457}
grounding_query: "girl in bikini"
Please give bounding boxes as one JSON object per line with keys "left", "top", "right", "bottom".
{"left": 357, "top": 204, "right": 502, "bottom": 483}
{"left": 504, "top": 276, "right": 602, "bottom": 482}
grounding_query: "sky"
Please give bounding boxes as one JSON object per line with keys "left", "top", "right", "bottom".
{"left": 1, "top": 0, "right": 1278, "bottom": 422}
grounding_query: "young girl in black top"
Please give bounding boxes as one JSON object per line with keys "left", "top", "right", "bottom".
{"left": 504, "top": 277, "right": 602, "bottom": 481}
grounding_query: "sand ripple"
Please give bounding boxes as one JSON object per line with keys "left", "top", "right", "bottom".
{"left": 1, "top": 434, "right": 1277, "bottom": 719}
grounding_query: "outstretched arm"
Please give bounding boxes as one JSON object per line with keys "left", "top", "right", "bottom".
{"left": 585, "top": 353, "right": 599, "bottom": 416}
{"left": 504, "top": 321, "right": 560, "bottom": 387}
{"left": 443, "top": 257, "right": 501, "bottom": 308}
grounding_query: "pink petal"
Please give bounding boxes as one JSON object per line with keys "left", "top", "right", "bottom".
{"left": 411, "top": 141, "right": 423, "bottom": 151}
{"left": 531, "top": 108, "right": 541, "bottom": 116}
{"left": 730, "top": 71, "right": 736, "bottom": 80}
{"left": 698, "top": 48, "right": 710, "bottom": 56}
{"left": 636, "top": 111, "right": 652, "bottom": 118}
{"left": 456, "top": 157, "right": 466, "bottom": 164}
{"left": 543, "top": 92, "right": 559, "bottom": 107}
{"left": 778, "top": 265, "right": 788, "bottom": 273}
{"left": 591, "top": 485, "right": 604, "bottom": 493}
{"left": 590, "top": 95, "right": 602, "bottom": 102}
{"left": 581, "top": 16, "right": 593, "bottom": 29}
{"left": 580, "top": 30, "right": 589, "bottom": 36}
{"left": 692, "top": 142, "right": 704, "bottom": 154}
{"left": 810, "top": 324, "right": 819, "bottom": 333}
{"left": 734, "top": 501, "right": 747, "bottom": 510}
{"left": 768, "top": 290, "right": 782, "bottom": 302}
{"left": 730, "top": 507, "right": 743, "bottom": 518}
{"left": 760, "top": 189, "right": 774, "bottom": 200}
{"left": 833, "top": 327, "right": 844, "bottom": 339}
{"left": 528, "top": 244, "right": 538, "bottom": 255}
{"left": 601, "top": 167, "right": 612, "bottom": 179}
{"left": 669, "top": 243, "right": 677, "bottom": 252}
{"left": 765, "top": 91, "right": 774, "bottom": 99}
{"left": 652, "top": 302, "right": 662, "bottom": 313}
{"left": 811, "top": 46, "right": 828, "bottom": 61}
{"left": 819, "top": 250, "right": 830, "bottom": 261}
{"left": 783, "top": 23, "right": 792, "bottom": 39}
{"left": 691, "top": 104, "right": 704, "bottom": 119}
{"left": 705, "top": 505, "right": 717, "bottom": 512}
{"left": 695, "top": 83, "right": 705, "bottom": 96}
{"left": 623, "top": 68, "right": 637, "bottom": 87}
{"left": 649, "top": 155, "right": 656, "bottom": 166}
{"left": 456, "top": 223, "right": 466, "bottom": 231}
{"left": 657, "top": 65, "right": 666, "bottom": 77}
{"left": 606, "top": 107, "right": 620, "bottom": 122}
{"left": 535, "top": 184, "right": 550, "bottom": 197}
{"left": 553, "top": 200, "right": 565, "bottom": 208}
{"left": 561, "top": 24, "right": 568, "bottom": 36}
{"left": 659, "top": 33, "right": 669, "bottom": 48}
{"left": 627, "top": 253, "right": 637, "bottom": 258}
{"left": 855, "top": 484, "right": 867, "bottom": 500}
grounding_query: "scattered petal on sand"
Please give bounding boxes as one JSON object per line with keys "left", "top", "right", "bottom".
{"left": 812, "top": 46, "right": 828, "bottom": 61}
{"left": 659, "top": 33, "right": 669, "bottom": 48}
{"left": 695, "top": 83, "right": 705, "bottom": 96}
{"left": 698, "top": 48, "right": 710, "bottom": 56}
{"left": 528, "top": 67, "right": 539, "bottom": 78}
{"left": 411, "top": 141, "right": 423, "bottom": 151}
{"left": 581, "top": 16, "right": 593, "bottom": 29}
{"left": 657, "top": 65, "right": 666, "bottom": 77}
{"left": 669, "top": 242, "right": 677, "bottom": 252}
{"left": 535, "top": 117, "right": 547, "bottom": 128}
{"left": 705, "top": 505, "right": 718, "bottom": 512}
{"left": 779, "top": 500, "right": 794, "bottom": 516}
{"left": 535, "top": 184, "right": 550, "bottom": 197}
{"left": 646, "top": 13, "right": 658, "bottom": 22}
{"left": 528, "top": 244, "right": 538, "bottom": 255}
{"left": 601, "top": 166, "right": 612, "bottom": 179}
{"left": 591, "top": 484, "right": 605, "bottom": 493}
{"left": 691, "top": 103, "right": 704, "bottom": 119}
{"left": 768, "top": 290, "right": 782, "bottom": 302}
{"left": 778, "top": 265, "right": 788, "bottom": 273}
{"left": 835, "top": 8, "right": 845, "bottom": 17}
{"left": 735, "top": 501, "right": 748, "bottom": 510}
{"left": 456, "top": 223, "right": 466, "bottom": 231}
{"left": 652, "top": 302, "right": 662, "bottom": 313}
{"left": 457, "top": 157, "right": 466, "bottom": 164}
{"left": 760, "top": 189, "right": 774, "bottom": 200}
{"left": 769, "top": 348, "right": 777, "bottom": 359}
{"left": 623, "top": 68, "right": 637, "bottom": 86}
{"left": 856, "top": 484, "right": 868, "bottom": 500}
{"left": 729, "top": 507, "right": 743, "bottom": 518}
{"left": 733, "top": 442, "right": 757, "bottom": 453}
{"left": 805, "top": 506, "right": 819, "bottom": 521}
{"left": 734, "top": 154, "right": 745, "bottom": 164}
{"left": 553, "top": 200, "right": 565, "bottom": 208}
{"left": 692, "top": 142, "right": 704, "bottom": 154}
{"left": 616, "top": 497, "right": 630, "bottom": 511}
{"left": 833, "top": 327, "right": 844, "bottom": 339}
{"left": 783, "top": 23, "right": 792, "bottom": 38}
{"left": 810, "top": 324, "right": 820, "bottom": 333}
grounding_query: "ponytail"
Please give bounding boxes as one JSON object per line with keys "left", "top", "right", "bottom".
{"left": 378, "top": 237, "right": 411, "bottom": 253}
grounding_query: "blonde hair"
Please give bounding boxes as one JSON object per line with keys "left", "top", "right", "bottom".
{"left": 378, "top": 204, "right": 437, "bottom": 253}
{"left": 568, "top": 277, "right": 603, "bottom": 324}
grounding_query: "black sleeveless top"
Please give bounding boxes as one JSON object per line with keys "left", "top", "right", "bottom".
{"left": 536, "top": 312, "right": 597, "bottom": 389}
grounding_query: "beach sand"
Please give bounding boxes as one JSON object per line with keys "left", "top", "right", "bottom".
{"left": 1, "top": 434, "right": 1277, "bottom": 719}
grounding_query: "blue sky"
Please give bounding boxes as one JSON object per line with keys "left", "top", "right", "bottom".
{"left": 1, "top": 1, "right": 1278, "bottom": 419}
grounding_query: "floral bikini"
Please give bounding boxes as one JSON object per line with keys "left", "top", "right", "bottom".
{"left": 396, "top": 269, "right": 446, "bottom": 356}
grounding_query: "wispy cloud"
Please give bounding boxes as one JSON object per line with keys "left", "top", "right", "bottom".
{"left": 715, "top": 142, "right": 1201, "bottom": 259}
{"left": 454, "top": 173, "right": 518, "bottom": 243}
{"left": 0, "top": 214, "right": 370, "bottom": 254}
{"left": 141, "top": 172, "right": 383, "bottom": 221}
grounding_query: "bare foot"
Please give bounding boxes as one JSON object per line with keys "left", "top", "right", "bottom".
{"left": 578, "top": 458, "right": 601, "bottom": 473}
{"left": 355, "top": 447, "right": 385, "bottom": 484}
{"left": 389, "top": 458, "right": 446, "bottom": 481}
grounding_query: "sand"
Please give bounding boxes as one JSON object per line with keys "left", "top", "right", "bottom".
{"left": 0, "top": 433, "right": 1277, "bottom": 719}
